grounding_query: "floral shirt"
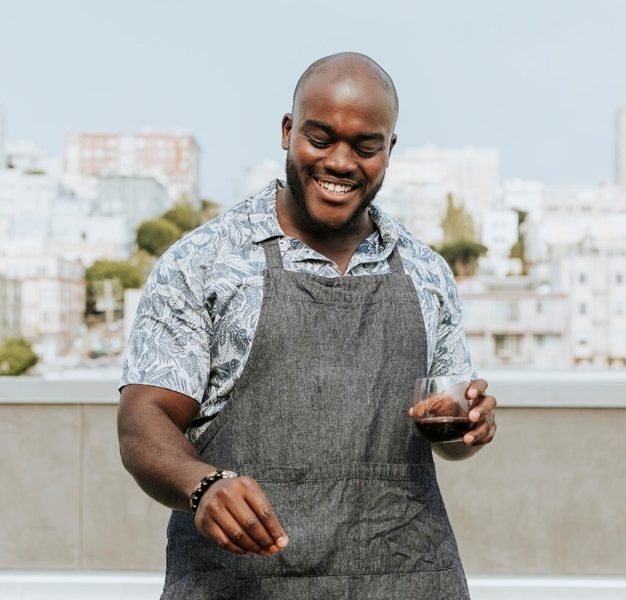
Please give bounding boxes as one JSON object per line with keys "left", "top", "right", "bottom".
{"left": 120, "top": 180, "right": 476, "bottom": 441}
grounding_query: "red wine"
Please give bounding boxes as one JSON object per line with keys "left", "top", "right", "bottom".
{"left": 414, "top": 417, "right": 473, "bottom": 443}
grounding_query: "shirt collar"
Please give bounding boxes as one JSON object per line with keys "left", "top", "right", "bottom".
{"left": 247, "top": 179, "right": 401, "bottom": 258}
{"left": 248, "top": 179, "right": 285, "bottom": 243}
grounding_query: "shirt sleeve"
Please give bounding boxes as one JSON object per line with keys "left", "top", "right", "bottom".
{"left": 119, "top": 251, "right": 212, "bottom": 402}
{"left": 428, "top": 257, "right": 478, "bottom": 379}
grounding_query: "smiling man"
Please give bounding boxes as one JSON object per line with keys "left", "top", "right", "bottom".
{"left": 118, "top": 52, "right": 496, "bottom": 599}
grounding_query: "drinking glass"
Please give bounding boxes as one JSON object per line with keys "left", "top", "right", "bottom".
{"left": 410, "top": 375, "right": 476, "bottom": 443}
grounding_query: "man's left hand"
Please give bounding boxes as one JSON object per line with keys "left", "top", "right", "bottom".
{"left": 463, "top": 379, "right": 497, "bottom": 446}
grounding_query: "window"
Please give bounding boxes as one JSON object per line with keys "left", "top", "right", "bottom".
{"left": 579, "top": 303, "right": 587, "bottom": 315}
{"left": 579, "top": 273, "right": 587, "bottom": 284}
{"left": 617, "top": 273, "right": 623, "bottom": 284}
{"left": 496, "top": 301, "right": 519, "bottom": 322}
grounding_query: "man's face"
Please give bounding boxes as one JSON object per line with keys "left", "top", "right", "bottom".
{"left": 281, "top": 70, "right": 397, "bottom": 233}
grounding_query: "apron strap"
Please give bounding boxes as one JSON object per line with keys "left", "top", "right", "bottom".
{"left": 262, "top": 237, "right": 284, "bottom": 270}
{"left": 387, "top": 245, "right": 404, "bottom": 274}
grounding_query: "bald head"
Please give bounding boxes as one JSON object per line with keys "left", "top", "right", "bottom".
{"left": 292, "top": 52, "right": 399, "bottom": 124}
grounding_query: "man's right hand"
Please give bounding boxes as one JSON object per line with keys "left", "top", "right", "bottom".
{"left": 117, "top": 385, "right": 288, "bottom": 557}
{"left": 194, "top": 476, "right": 289, "bottom": 556}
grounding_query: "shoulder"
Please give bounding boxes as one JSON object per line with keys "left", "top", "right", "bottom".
{"left": 165, "top": 199, "right": 255, "bottom": 266}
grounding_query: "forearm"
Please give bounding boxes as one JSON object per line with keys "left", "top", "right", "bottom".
{"left": 118, "top": 401, "right": 215, "bottom": 512}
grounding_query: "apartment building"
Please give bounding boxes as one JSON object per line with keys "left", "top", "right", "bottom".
{"left": 63, "top": 131, "right": 199, "bottom": 204}
{"left": 0, "top": 256, "right": 85, "bottom": 361}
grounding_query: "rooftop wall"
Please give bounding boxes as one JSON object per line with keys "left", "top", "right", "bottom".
{"left": 0, "top": 373, "right": 624, "bottom": 574}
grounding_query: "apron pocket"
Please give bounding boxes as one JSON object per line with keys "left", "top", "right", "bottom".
{"left": 191, "top": 471, "right": 360, "bottom": 579}
{"left": 357, "top": 474, "right": 458, "bottom": 574}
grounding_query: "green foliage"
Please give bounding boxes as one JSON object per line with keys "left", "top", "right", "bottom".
{"left": 441, "top": 193, "right": 476, "bottom": 244}
{"left": 509, "top": 240, "right": 524, "bottom": 260}
{"left": 200, "top": 198, "right": 221, "bottom": 222}
{"left": 136, "top": 218, "right": 182, "bottom": 257}
{"left": 85, "top": 260, "right": 143, "bottom": 314}
{"left": 436, "top": 240, "right": 488, "bottom": 277}
{"left": 514, "top": 209, "right": 528, "bottom": 227}
{"left": 86, "top": 260, "right": 143, "bottom": 290}
{"left": 162, "top": 201, "right": 201, "bottom": 233}
{"left": 510, "top": 209, "right": 528, "bottom": 275}
{"left": 0, "top": 337, "right": 38, "bottom": 376}
{"left": 128, "top": 249, "right": 157, "bottom": 283}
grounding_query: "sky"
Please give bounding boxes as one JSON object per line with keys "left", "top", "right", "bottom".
{"left": 2, "top": 0, "right": 626, "bottom": 205}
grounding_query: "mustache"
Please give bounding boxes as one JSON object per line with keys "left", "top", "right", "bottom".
{"left": 306, "top": 166, "right": 362, "bottom": 187}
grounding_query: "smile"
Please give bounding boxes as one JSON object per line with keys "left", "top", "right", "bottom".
{"left": 315, "top": 179, "right": 357, "bottom": 195}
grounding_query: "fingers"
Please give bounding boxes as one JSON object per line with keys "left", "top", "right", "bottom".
{"left": 195, "top": 476, "right": 288, "bottom": 557}
{"left": 466, "top": 378, "right": 488, "bottom": 400}
{"left": 468, "top": 392, "right": 497, "bottom": 422}
{"left": 463, "top": 393, "right": 497, "bottom": 446}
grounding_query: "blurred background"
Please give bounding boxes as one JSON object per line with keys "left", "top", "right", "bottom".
{"left": 0, "top": 0, "right": 625, "bottom": 598}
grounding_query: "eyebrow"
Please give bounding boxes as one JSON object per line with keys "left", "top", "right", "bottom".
{"left": 302, "top": 119, "right": 386, "bottom": 143}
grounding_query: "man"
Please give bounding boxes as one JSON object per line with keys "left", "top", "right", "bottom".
{"left": 118, "top": 52, "right": 497, "bottom": 599}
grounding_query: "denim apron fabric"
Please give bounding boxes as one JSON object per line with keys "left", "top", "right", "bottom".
{"left": 162, "top": 238, "right": 470, "bottom": 599}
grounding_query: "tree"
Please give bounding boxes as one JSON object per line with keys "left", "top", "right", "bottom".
{"left": 162, "top": 201, "right": 201, "bottom": 233}
{"left": 436, "top": 240, "right": 488, "bottom": 277}
{"left": 0, "top": 337, "right": 38, "bottom": 376}
{"left": 85, "top": 259, "right": 143, "bottom": 314}
{"left": 509, "top": 209, "right": 529, "bottom": 275}
{"left": 435, "top": 193, "right": 486, "bottom": 277}
{"left": 441, "top": 193, "right": 476, "bottom": 244}
{"left": 136, "top": 218, "right": 182, "bottom": 257}
{"left": 128, "top": 249, "right": 157, "bottom": 283}
{"left": 200, "top": 198, "right": 221, "bottom": 222}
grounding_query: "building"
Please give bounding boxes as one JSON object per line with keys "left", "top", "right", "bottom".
{"left": 48, "top": 175, "right": 168, "bottom": 264}
{"left": 0, "top": 274, "right": 21, "bottom": 341}
{"left": 5, "top": 139, "right": 61, "bottom": 176}
{"left": 376, "top": 145, "right": 500, "bottom": 245}
{"left": 458, "top": 277, "right": 570, "bottom": 369}
{"left": 0, "top": 255, "right": 85, "bottom": 361}
{"left": 0, "top": 168, "right": 61, "bottom": 254}
{"left": 616, "top": 107, "right": 626, "bottom": 185}
{"left": 549, "top": 237, "right": 626, "bottom": 367}
{"left": 524, "top": 185, "right": 626, "bottom": 266}
{"left": 478, "top": 207, "right": 521, "bottom": 277}
{"left": 63, "top": 131, "right": 200, "bottom": 204}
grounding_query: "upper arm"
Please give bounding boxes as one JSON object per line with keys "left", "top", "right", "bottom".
{"left": 118, "top": 383, "right": 199, "bottom": 432}
{"left": 120, "top": 249, "right": 213, "bottom": 403}
{"left": 429, "top": 257, "right": 477, "bottom": 378}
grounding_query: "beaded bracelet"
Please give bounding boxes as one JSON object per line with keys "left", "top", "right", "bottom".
{"left": 189, "top": 470, "right": 238, "bottom": 515}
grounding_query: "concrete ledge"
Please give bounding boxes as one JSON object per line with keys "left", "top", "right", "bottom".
{"left": 1, "top": 572, "right": 625, "bottom": 600}
{"left": 0, "top": 378, "right": 118, "bottom": 403}
{"left": 2, "top": 371, "right": 626, "bottom": 407}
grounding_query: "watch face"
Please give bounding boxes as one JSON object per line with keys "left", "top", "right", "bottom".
{"left": 221, "top": 470, "right": 238, "bottom": 479}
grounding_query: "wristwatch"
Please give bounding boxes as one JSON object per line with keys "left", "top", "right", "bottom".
{"left": 189, "top": 469, "right": 238, "bottom": 515}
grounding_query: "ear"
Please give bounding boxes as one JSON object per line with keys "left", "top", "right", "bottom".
{"left": 281, "top": 113, "right": 293, "bottom": 151}
{"left": 387, "top": 133, "right": 397, "bottom": 166}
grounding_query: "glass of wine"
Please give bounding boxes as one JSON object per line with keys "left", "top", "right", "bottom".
{"left": 410, "top": 375, "right": 476, "bottom": 443}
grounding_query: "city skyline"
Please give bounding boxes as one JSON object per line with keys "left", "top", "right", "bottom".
{"left": 2, "top": 0, "right": 626, "bottom": 205}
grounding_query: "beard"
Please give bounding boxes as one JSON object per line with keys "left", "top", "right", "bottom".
{"left": 284, "top": 154, "right": 384, "bottom": 234}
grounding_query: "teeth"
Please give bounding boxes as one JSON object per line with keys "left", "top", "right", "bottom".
{"left": 319, "top": 181, "right": 352, "bottom": 193}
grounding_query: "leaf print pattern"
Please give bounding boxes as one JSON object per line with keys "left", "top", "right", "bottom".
{"left": 121, "top": 180, "right": 476, "bottom": 442}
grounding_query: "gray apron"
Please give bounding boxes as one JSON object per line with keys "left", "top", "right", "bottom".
{"left": 162, "top": 237, "right": 470, "bottom": 599}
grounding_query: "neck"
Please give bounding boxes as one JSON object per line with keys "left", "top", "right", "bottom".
{"left": 276, "top": 187, "right": 375, "bottom": 274}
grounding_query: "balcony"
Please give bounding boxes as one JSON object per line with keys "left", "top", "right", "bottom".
{"left": 1, "top": 372, "right": 625, "bottom": 599}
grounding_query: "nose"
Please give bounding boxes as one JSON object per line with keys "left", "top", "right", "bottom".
{"left": 324, "top": 142, "right": 356, "bottom": 175}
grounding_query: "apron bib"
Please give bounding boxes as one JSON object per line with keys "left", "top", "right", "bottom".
{"left": 162, "top": 238, "right": 469, "bottom": 599}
